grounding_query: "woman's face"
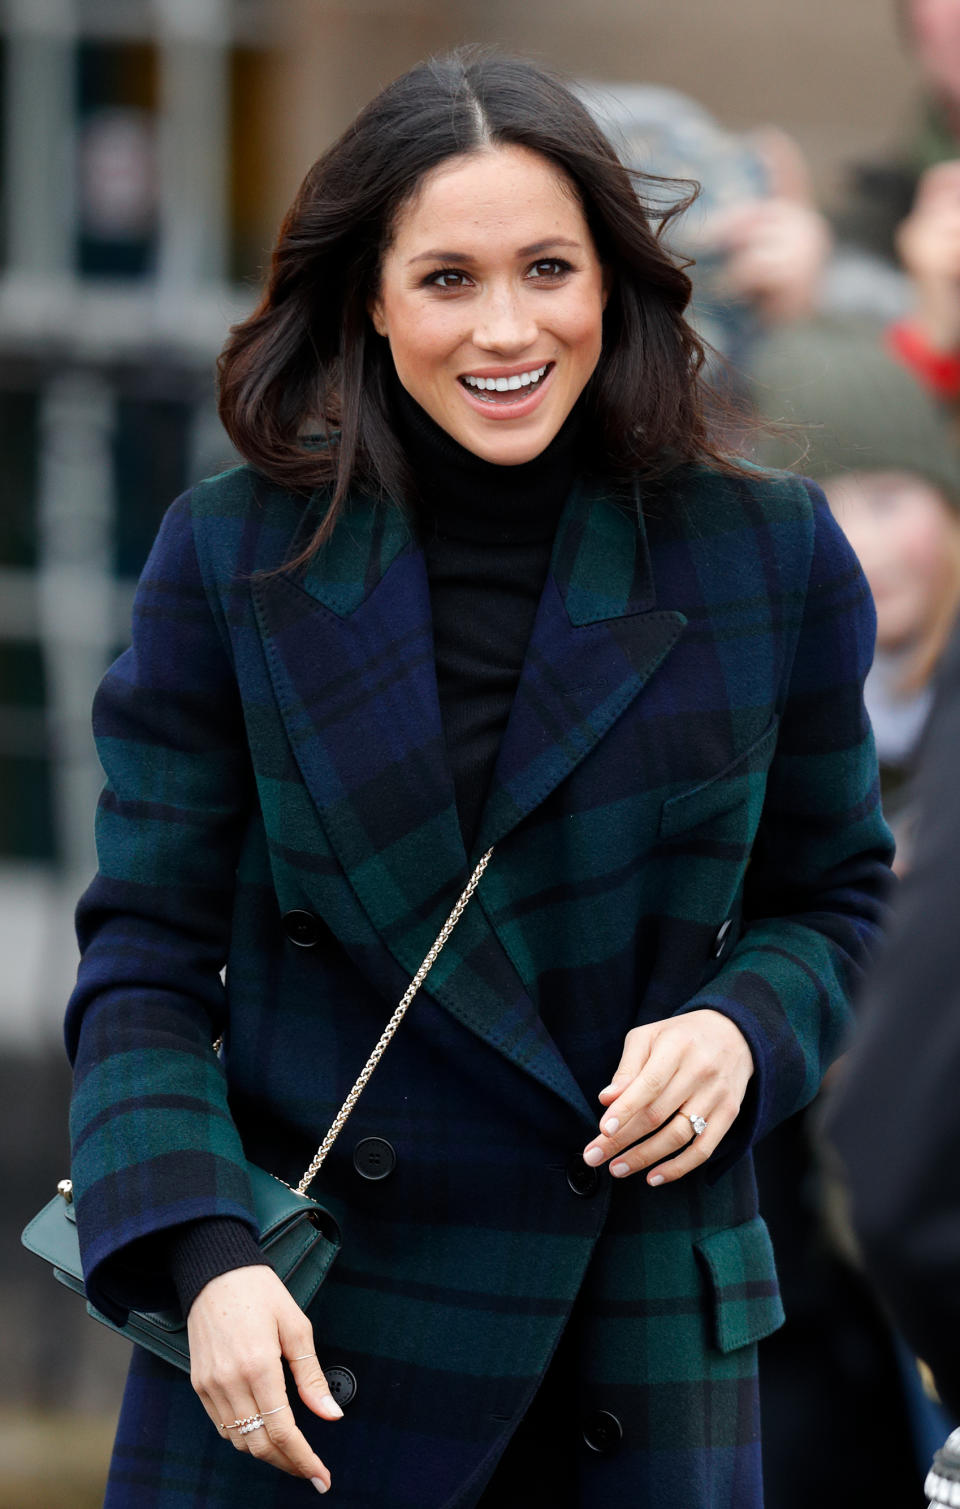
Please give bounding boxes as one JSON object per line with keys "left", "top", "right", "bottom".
{"left": 908, "top": 0, "right": 960, "bottom": 105}
{"left": 370, "top": 144, "right": 608, "bottom": 465}
{"left": 824, "top": 469, "right": 960, "bottom": 651}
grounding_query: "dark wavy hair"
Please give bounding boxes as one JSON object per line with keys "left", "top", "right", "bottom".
{"left": 218, "top": 48, "right": 741, "bottom": 553}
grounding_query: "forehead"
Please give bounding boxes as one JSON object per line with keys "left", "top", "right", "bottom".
{"left": 387, "top": 144, "right": 588, "bottom": 254}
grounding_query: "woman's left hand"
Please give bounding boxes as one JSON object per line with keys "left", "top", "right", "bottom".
{"left": 582, "top": 1010, "right": 754, "bottom": 1185}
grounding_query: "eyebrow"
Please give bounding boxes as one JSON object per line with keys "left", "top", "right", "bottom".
{"left": 407, "top": 237, "right": 584, "bottom": 266}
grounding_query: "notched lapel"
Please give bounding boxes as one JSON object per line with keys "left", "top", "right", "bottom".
{"left": 472, "top": 478, "right": 687, "bottom": 855}
{"left": 251, "top": 495, "right": 467, "bottom": 924}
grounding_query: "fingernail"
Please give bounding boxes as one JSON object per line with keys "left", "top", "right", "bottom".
{"left": 602, "top": 1117, "right": 619, "bottom": 1136}
{"left": 583, "top": 1146, "right": 604, "bottom": 1166}
{"left": 599, "top": 1083, "right": 618, "bottom": 1098}
{"left": 320, "top": 1394, "right": 344, "bottom": 1419}
{"left": 311, "top": 1477, "right": 329, "bottom": 1494}
{"left": 648, "top": 1174, "right": 665, "bottom": 1186}
{"left": 610, "top": 1161, "right": 630, "bottom": 1177}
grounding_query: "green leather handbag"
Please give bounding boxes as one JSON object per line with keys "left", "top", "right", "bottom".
{"left": 20, "top": 848, "right": 492, "bottom": 1373}
{"left": 21, "top": 1165, "right": 340, "bottom": 1374}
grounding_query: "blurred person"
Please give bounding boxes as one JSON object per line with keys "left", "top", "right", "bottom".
{"left": 582, "top": 84, "right": 832, "bottom": 371}
{"left": 753, "top": 317, "right": 960, "bottom": 864}
{"left": 62, "top": 51, "right": 894, "bottom": 1509}
{"left": 836, "top": 2, "right": 960, "bottom": 396}
{"left": 749, "top": 316, "right": 960, "bottom": 1506}
{"left": 824, "top": 611, "right": 960, "bottom": 1479}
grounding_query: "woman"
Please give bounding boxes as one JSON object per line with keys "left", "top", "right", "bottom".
{"left": 66, "top": 50, "right": 893, "bottom": 1509}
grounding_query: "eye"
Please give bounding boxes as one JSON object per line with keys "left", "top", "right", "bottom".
{"left": 423, "top": 268, "right": 472, "bottom": 290}
{"left": 528, "top": 258, "right": 573, "bottom": 280}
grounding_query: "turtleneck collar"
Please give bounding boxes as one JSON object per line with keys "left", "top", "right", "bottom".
{"left": 391, "top": 377, "right": 586, "bottom": 546}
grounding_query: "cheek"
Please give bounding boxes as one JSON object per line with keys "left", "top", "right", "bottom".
{"left": 899, "top": 514, "right": 955, "bottom": 585}
{"left": 382, "top": 302, "right": 455, "bottom": 377}
{"left": 563, "top": 295, "right": 606, "bottom": 369}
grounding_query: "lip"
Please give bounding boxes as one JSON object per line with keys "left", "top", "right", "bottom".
{"left": 457, "top": 361, "right": 556, "bottom": 421}
{"left": 459, "top": 360, "right": 553, "bottom": 381}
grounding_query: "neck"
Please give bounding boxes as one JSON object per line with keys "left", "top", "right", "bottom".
{"left": 391, "top": 379, "right": 586, "bottom": 544}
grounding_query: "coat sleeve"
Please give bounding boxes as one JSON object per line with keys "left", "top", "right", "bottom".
{"left": 65, "top": 490, "right": 259, "bottom": 1322}
{"left": 825, "top": 618, "right": 960, "bottom": 1418}
{"left": 673, "top": 482, "right": 895, "bottom": 1174}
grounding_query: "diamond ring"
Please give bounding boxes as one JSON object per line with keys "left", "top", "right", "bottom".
{"left": 689, "top": 1113, "right": 707, "bottom": 1137}
{"left": 222, "top": 1403, "right": 289, "bottom": 1436}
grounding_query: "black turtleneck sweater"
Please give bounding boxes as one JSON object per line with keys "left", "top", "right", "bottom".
{"left": 166, "top": 388, "right": 584, "bottom": 1318}
{"left": 396, "top": 381, "right": 584, "bottom": 850}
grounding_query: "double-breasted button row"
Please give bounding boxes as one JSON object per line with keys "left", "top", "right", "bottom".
{"left": 323, "top": 1365, "right": 357, "bottom": 1407}
{"left": 582, "top": 1409, "right": 623, "bottom": 1455}
{"left": 566, "top": 1158, "right": 600, "bottom": 1198}
{"left": 281, "top": 909, "right": 326, "bottom": 948}
{"left": 713, "top": 917, "right": 734, "bottom": 958}
{"left": 353, "top": 1137, "right": 397, "bottom": 1181}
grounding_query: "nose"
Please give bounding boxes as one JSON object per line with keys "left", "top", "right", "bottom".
{"left": 472, "top": 285, "right": 538, "bottom": 354}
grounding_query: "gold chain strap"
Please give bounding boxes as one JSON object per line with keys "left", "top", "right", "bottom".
{"left": 216, "top": 847, "right": 494, "bottom": 1199}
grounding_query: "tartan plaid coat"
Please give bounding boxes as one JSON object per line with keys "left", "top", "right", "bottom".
{"left": 65, "top": 457, "right": 893, "bottom": 1509}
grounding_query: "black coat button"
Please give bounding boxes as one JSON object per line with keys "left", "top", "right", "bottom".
{"left": 582, "top": 1409, "right": 623, "bottom": 1455}
{"left": 323, "top": 1365, "right": 357, "bottom": 1407}
{"left": 566, "top": 1158, "right": 600, "bottom": 1197}
{"left": 353, "top": 1137, "right": 397, "bottom": 1181}
{"left": 713, "top": 918, "right": 734, "bottom": 958}
{"left": 281, "top": 909, "right": 323, "bottom": 948}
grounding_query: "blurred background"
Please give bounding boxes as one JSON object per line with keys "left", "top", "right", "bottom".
{"left": 0, "top": 1, "right": 941, "bottom": 1505}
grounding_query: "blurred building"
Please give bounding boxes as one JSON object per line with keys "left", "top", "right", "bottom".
{"left": 0, "top": 0, "right": 286, "bottom": 1045}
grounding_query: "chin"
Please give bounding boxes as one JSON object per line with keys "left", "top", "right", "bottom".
{"left": 459, "top": 422, "right": 560, "bottom": 467}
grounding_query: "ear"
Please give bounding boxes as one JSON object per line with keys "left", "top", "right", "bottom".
{"left": 601, "top": 266, "right": 612, "bottom": 310}
{"left": 368, "top": 293, "right": 388, "bottom": 338}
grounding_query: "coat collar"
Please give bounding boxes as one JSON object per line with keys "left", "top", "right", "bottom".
{"left": 252, "top": 474, "right": 685, "bottom": 1119}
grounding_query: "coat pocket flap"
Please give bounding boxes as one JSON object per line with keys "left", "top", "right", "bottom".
{"left": 659, "top": 718, "right": 779, "bottom": 839}
{"left": 694, "top": 1214, "right": 785, "bottom": 1353}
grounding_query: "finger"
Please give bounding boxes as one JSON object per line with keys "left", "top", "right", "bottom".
{"left": 194, "top": 1378, "right": 251, "bottom": 1454}
{"left": 753, "top": 126, "right": 815, "bottom": 204}
{"left": 586, "top": 1038, "right": 687, "bottom": 1162}
{"left": 597, "top": 1025, "right": 656, "bottom": 1105}
{"left": 226, "top": 1358, "right": 332, "bottom": 1486}
{"left": 591, "top": 1047, "right": 712, "bottom": 1167}
{"left": 288, "top": 1348, "right": 341, "bottom": 1418}
{"left": 915, "top": 159, "right": 960, "bottom": 207}
{"left": 645, "top": 1095, "right": 736, "bottom": 1186}
{"left": 250, "top": 1395, "right": 332, "bottom": 1491}
{"left": 604, "top": 1106, "right": 701, "bottom": 1180}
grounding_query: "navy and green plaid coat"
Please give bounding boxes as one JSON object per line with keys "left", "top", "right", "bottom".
{"left": 66, "top": 458, "right": 893, "bottom": 1509}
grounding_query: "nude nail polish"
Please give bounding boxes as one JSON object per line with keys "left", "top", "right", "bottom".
{"left": 311, "top": 1477, "right": 329, "bottom": 1494}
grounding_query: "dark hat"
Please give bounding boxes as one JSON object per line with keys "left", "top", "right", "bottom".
{"left": 748, "top": 317, "right": 960, "bottom": 509}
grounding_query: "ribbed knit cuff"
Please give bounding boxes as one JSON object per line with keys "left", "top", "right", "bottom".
{"left": 168, "top": 1217, "right": 270, "bottom": 1318}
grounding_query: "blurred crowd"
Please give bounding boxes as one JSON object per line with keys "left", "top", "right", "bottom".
{"left": 587, "top": 3, "right": 960, "bottom": 1505}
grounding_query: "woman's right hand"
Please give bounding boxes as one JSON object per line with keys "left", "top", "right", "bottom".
{"left": 187, "top": 1264, "right": 342, "bottom": 1494}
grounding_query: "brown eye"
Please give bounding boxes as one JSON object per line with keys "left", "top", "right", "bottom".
{"left": 528, "top": 258, "right": 571, "bottom": 279}
{"left": 427, "top": 269, "right": 470, "bottom": 289}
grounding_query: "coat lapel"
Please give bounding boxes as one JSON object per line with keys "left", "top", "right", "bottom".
{"left": 471, "top": 475, "right": 686, "bottom": 856}
{"left": 251, "top": 477, "right": 686, "bottom": 1122}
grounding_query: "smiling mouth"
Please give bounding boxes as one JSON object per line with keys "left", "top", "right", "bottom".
{"left": 459, "top": 363, "right": 553, "bottom": 402}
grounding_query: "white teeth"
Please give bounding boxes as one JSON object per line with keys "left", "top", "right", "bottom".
{"left": 463, "top": 364, "right": 548, "bottom": 393}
